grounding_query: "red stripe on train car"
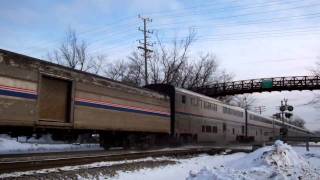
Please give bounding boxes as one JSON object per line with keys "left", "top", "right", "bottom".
{"left": 0, "top": 84, "right": 37, "bottom": 95}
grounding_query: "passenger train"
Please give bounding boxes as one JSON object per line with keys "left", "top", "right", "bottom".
{"left": 0, "top": 49, "right": 310, "bottom": 149}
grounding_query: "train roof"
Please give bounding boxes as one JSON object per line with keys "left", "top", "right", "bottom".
{"left": 175, "top": 87, "right": 221, "bottom": 103}
{"left": 0, "top": 49, "right": 168, "bottom": 99}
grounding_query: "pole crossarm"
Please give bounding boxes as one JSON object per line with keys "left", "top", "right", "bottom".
{"left": 193, "top": 76, "right": 320, "bottom": 97}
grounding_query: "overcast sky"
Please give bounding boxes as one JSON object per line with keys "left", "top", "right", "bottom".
{"left": 1, "top": 0, "right": 320, "bottom": 130}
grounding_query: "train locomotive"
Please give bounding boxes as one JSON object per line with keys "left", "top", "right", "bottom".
{"left": 0, "top": 49, "right": 310, "bottom": 149}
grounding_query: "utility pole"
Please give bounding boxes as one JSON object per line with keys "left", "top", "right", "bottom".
{"left": 138, "top": 15, "right": 153, "bottom": 85}
{"left": 254, "top": 106, "right": 266, "bottom": 114}
{"left": 244, "top": 97, "right": 248, "bottom": 138}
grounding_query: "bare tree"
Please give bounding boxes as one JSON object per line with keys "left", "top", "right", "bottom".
{"left": 307, "top": 60, "right": 320, "bottom": 106}
{"left": 105, "top": 29, "right": 233, "bottom": 88}
{"left": 310, "top": 60, "right": 320, "bottom": 76}
{"left": 314, "top": 129, "right": 320, "bottom": 136}
{"left": 105, "top": 60, "right": 128, "bottom": 81}
{"left": 47, "top": 29, "right": 106, "bottom": 74}
{"left": 289, "top": 116, "right": 306, "bottom": 128}
{"left": 229, "top": 94, "right": 257, "bottom": 110}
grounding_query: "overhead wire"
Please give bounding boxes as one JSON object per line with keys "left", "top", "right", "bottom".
{"left": 148, "top": 0, "right": 303, "bottom": 20}
{"left": 21, "top": 0, "right": 310, "bottom": 53}
{"left": 17, "top": 0, "right": 320, "bottom": 58}
{"left": 153, "top": 2, "right": 320, "bottom": 28}
{"left": 153, "top": 12, "right": 320, "bottom": 32}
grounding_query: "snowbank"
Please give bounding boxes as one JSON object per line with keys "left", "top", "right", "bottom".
{"left": 187, "top": 140, "right": 320, "bottom": 180}
{"left": 0, "top": 134, "right": 102, "bottom": 154}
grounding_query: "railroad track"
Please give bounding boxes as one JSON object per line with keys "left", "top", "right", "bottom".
{"left": 0, "top": 146, "right": 252, "bottom": 174}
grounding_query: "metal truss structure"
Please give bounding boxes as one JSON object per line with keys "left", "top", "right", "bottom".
{"left": 193, "top": 76, "right": 320, "bottom": 97}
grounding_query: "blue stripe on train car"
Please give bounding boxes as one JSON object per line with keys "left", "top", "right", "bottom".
{"left": 75, "top": 101, "right": 170, "bottom": 118}
{"left": 0, "top": 89, "right": 37, "bottom": 100}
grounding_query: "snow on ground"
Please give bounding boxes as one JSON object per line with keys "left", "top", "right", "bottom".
{"left": 186, "top": 141, "right": 320, "bottom": 180}
{"left": 0, "top": 134, "right": 102, "bottom": 154}
{"left": 114, "top": 141, "right": 320, "bottom": 180}
{"left": 113, "top": 152, "right": 247, "bottom": 180}
{"left": 293, "top": 146, "right": 320, "bottom": 171}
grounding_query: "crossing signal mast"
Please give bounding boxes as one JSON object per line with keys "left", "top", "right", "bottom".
{"left": 138, "top": 15, "right": 153, "bottom": 85}
{"left": 279, "top": 98, "right": 294, "bottom": 138}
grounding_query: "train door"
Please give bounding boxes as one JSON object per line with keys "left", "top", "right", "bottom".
{"left": 222, "top": 122, "right": 227, "bottom": 143}
{"left": 38, "top": 75, "right": 73, "bottom": 124}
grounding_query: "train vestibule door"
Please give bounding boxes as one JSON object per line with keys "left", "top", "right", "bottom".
{"left": 222, "top": 123, "right": 227, "bottom": 143}
{"left": 38, "top": 75, "right": 72, "bottom": 123}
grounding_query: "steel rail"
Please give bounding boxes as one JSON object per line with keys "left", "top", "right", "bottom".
{"left": 0, "top": 147, "right": 251, "bottom": 174}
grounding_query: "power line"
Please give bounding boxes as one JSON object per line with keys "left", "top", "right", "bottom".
{"left": 71, "top": 15, "right": 320, "bottom": 55}
{"left": 153, "top": 2, "right": 320, "bottom": 28}
{"left": 159, "top": 27, "right": 320, "bottom": 43}
{"left": 21, "top": 0, "right": 312, "bottom": 53}
{"left": 73, "top": 24, "right": 320, "bottom": 56}
{"left": 225, "top": 57, "right": 317, "bottom": 65}
{"left": 154, "top": 12, "right": 320, "bottom": 32}
{"left": 144, "top": 0, "right": 240, "bottom": 16}
{"left": 147, "top": 0, "right": 302, "bottom": 19}
{"left": 20, "top": 17, "right": 138, "bottom": 53}
{"left": 198, "top": 25, "right": 320, "bottom": 39}
{"left": 15, "top": 0, "right": 320, "bottom": 58}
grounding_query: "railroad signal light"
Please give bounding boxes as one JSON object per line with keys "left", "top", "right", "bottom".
{"left": 287, "top": 105, "right": 294, "bottom": 111}
{"left": 280, "top": 105, "right": 286, "bottom": 112}
{"left": 285, "top": 112, "right": 293, "bottom": 119}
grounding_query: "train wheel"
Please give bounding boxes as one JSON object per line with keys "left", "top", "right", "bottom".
{"left": 99, "top": 133, "right": 112, "bottom": 150}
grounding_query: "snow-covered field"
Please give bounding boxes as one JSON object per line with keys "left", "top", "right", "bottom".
{"left": 0, "top": 134, "right": 102, "bottom": 154}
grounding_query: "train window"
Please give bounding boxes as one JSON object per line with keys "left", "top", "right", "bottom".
{"left": 206, "top": 126, "right": 212, "bottom": 133}
{"left": 181, "top": 95, "right": 186, "bottom": 104}
{"left": 256, "top": 130, "right": 258, "bottom": 136}
{"left": 212, "top": 126, "right": 218, "bottom": 133}
{"left": 213, "top": 104, "right": 218, "bottom": 111}
{"left": 223, "top": 123, "right": 226, "bottom": 132}
{"left": 232, "top": 128, "right": 235, "bottom": 135}
{"left": 190, "top": 98, "right": 198, "bottom": 106}
{"left": 260, "top": 129, "right": 263, "bottom": 135}
{"left": 223, "top": 107, "right": 243, "bottom": 117}
{"left": 223, "top": 107, "right": 228, "bottom": 114}
{"left": 241, "top": 126, "right": 245, "bottom": 134}
{"left": 202, "top": 126, "right": 205, "bottom": 132}
{"left": 199, "top": 99, "right": 203, "bottom": 108}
